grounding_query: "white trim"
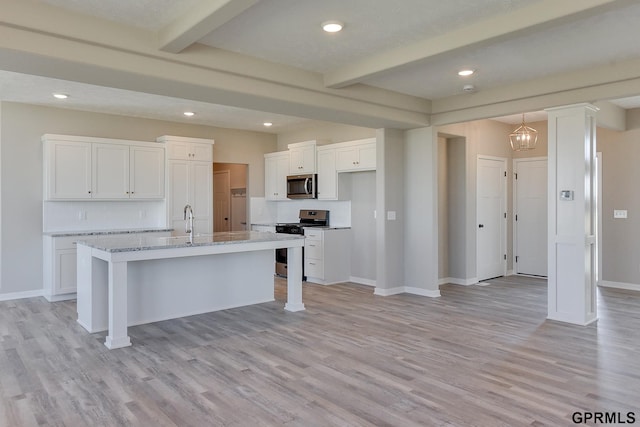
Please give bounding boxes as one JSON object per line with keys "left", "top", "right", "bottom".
{"left": 506, "top": 269, "right": 514, "bottom": 276}
{"left": 374, "top": 286, "right": 404, "bottom": 296}
{"left": 373, "top": 286, "right": 440, "bottom": 298}
{"left": 547, "top": 312, "right": 598, "bottom": 326}
{"left": 599, "top": 281, "right": 640, "bottom": 292}
{"left": 0, "top": 289, "right": 44, "bottom": 302}
{"left": 43, "top": 293, "right": 77, "bottom": 302}
{"left": 443, "top": 277, "right": 478, "bottom": 286}
{"left": 596, "top": 152, "right": 602, "bottom": 287}
{"left": 405, "top": 287, "right": 441, "bottom": 297}
{"left": 349, "top": 276, "right": 376, "bottom": 286}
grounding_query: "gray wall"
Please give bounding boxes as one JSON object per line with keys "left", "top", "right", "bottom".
{"left": 348, "top": 171, "right": 376, "bottom": 281}
{"left": 438, "top": 136, "right": 448, "bottom": 279}
{"left": 445, "top": 137, "right": 467, "bottom": 280}
{"left": 597, "top": 122, "right": 640, "bottom": 285}
{"left": 0, "top": 102, "right": 276, "bottom": 295}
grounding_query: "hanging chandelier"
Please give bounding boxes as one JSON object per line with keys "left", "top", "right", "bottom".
{"left": 509, "top": 113, "right": 538, "bottom": 151}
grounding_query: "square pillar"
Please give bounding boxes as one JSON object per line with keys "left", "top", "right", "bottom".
{"left": 546, "top": 103, "right": 598, "bottom": 325}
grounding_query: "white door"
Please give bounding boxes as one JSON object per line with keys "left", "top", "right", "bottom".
{"left": 92, "top": 143, "right": 129, "bottom": 199}
{"left": 477, "top": 156, "right": 507, "bottom": 281}
{"left": 130, "top": 146, "right": 164, "bottom": 199}
{"left": 514, "top": 158, "right": 548, "bottom": 276}
{"left": 213, "top": 170, "right": 231, "bottom": 232}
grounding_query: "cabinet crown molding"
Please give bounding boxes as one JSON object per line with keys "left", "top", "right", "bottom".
{"left": 156, "top": 135, "right": 215, "bottom": 145}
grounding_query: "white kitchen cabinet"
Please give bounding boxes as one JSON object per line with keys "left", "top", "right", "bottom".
{"left": 129, "top": 145, "right": 165, "bottom": 199}
{"left": 92, "top": 143, "right": 130, "bottom": 199}
{"left": 43, "top": 231, "right": 171, "bottom": 301}
{"left": 165, "top": 139, "right": 213, "bottom": 162}
{"left": 316, "top": 146, "right": 337, "bottom": 200}
{"left": 43, "top": 135, "right": 165, "bottom": 200}
{"left": 264, "top": 151, "right": 290, "bottom": 200}
{"left": 335, "top": 138, "right": 377, "bottom": 172}
{"left": 288, "top": 140, "right": 317, "bottom": 174}
{"left": 304, "top": 228, "right": 351, "bottom": 285}
{"left": 161, "top": 136, "right": 215, "bottom": 236}
{"left": 44, "top": 139, "right": 92, "bottom": 199}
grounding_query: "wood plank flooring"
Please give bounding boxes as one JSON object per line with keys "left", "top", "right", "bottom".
{"left": 1, "top": 276, "right": 639, "bottom": 426}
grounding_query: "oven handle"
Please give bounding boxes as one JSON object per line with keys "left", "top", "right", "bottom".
{"left": 304, "top": 177, "right": 311, "bottom": 194}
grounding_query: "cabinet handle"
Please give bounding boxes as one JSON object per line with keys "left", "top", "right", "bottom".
{"left": 308, "top": 244, "right": 316, "bottom": 247}
{"left": 88, "top": 191, "right": 91, "bottom": 194}
{"left": 309, "top": 262, "right": 316, "bottom": 265}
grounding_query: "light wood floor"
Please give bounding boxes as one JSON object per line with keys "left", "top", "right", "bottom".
{"left": 1, "top": 276, "right": 639, "bottom": 426}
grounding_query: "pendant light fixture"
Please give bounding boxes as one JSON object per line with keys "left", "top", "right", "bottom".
{"left": 509, "top": 113, "right": 538, "bottom": 151}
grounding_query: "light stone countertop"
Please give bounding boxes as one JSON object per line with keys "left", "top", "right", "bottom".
{"left": 43, "top": 228, "right": 173, "bottom": 237}
{"left": 76, "top": 231, "right": 304, "bottom": 253}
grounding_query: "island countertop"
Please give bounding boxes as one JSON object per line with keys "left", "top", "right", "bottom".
{"left": 76, "top": 230, "right": 304, "bottom": 253}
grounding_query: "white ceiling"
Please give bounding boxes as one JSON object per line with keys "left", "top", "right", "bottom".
{"left": 3, "top": 0, "right": 640, "bottom": 132}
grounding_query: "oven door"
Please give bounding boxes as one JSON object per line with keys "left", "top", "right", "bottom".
{"left": 287, "top": 174, "right": 317, "bottom": 199}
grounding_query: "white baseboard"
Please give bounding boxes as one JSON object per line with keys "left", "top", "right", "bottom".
{"left": 404, "top": 287, "right": 441, "bottom": 298}
{"left": 441, "top": 277, "right": 478, "bottom": 286}
{"left": 374, "top": 286, "right": 440, "bottom": 298}
{"left": 350, "top": 276, "right": 376, "bottom": 287}
{"left": 43, "top": 293, "right": 77, "bottom": 302}
{"left": 599, "top": 280, "right": 640, "bottom": 292}
{"left": 506, "top": 269, "right": 515, "bottom": 276}
{"left": 374, "top": 286, "right": 404, "bottom": 296}
{"left": 0, "top": 289, "right": 45, "bottom": 302}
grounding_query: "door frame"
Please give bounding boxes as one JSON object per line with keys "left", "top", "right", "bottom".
{"left": 476, "top": 155, "right": 508, "bottom": 281}
{"left": 512, "top": 156, "right": 548, "bottom": 276}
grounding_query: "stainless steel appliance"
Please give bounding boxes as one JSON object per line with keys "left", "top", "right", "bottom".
{"left": 275, "top": 209, "right": 329, "bottom": 278}
{"left": 287, "top": 174, "right": 317, "bottom": 199}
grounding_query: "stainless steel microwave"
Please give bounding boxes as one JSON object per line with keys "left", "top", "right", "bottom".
{"left": 287, "top": 174, "right": 317, "bottom": 199}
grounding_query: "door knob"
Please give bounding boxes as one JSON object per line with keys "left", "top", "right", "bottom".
{"left": 478, "top": 224, "right": 484, "bottom": 228}
{"left": 224, "top": 217, "right": 228, "bottom": 220}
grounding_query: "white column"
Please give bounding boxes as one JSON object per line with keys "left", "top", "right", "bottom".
{"left": 284, "top": 246, "right": 305, "bottom": 312}
{"left": 104, "top": 260, "right": 132, "bottom": 349}
{"left": 76, "top": 244, "right": 94, "bottom": 331}
{"left": 546, "top": 103, "right": 598, "bottom": 325}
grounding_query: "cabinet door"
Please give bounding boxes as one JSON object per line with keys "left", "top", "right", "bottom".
{"left": 45, "top": 141, "right": 92, "bottom": 199}
{"left": 190, "top": 143, "right": 213, "bottom": 162}
{"left": 168, "top": 160, "right": 190, "bottom": 234}
{"left": 335, "top": 146, "right": 359, "bottom": 171}
{"left": 290, "top": 145, "right": 316, "bottom": 174}
{"left": 357, "top": 143, "right": 377, "bottom": 170}
{"left": 265, "top": 153, "right": 289, "bottom": 200}
{"left": 92, "top": 143, "right": 130, "bottom": 199}
{"left": 56, "top": 248, "right": 77, "bottom": 294}
{"left": 275, "top": 155, "right": 290, "bottom": 200}
{"left": 191, "top": 161, "right": 213, "bottom": 234}
{"left": 317, "top": 149, "right": 337, "bottom": 200}
{"left": 130, "top": 146, "right": 165, "bottom": 199}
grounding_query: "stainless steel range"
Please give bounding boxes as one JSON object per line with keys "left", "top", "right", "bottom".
{"left": 275, "top": 209, "right": 329, "bottom": 278}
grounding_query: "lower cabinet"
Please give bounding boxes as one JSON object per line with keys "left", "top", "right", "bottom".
{"left": 43, "top": 231, "right": 171, "bottom": 301}
{"left": 303, "top": 228, "right": 351, "bottom": 285}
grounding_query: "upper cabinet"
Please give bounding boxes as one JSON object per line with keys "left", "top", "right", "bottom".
{"left": 265, "top": 151, "right": 290, "bottom": 201}
{"left": 43, "top": 134, "right": 165, "bottom": 200}
{"left": 288, "top": 140, "right": 317, "bottom": 174}
{"left": 316, "top": 146, "right": 337, "bottom": 200}
{"left": 335, "top": 138, "right": 377, "bottom": 172}
{"left": 162, "top": 136, "right": 214, "bottom": 162}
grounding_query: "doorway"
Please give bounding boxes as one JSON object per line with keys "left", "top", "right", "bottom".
{"left": 213, "top": 163, "right": 248, "bottom": 232}
{"left": 477, "top": 155, "right": 507, "bottom": 281}
{"left": 513, "top": 157, "right": 548, "bottom": 276}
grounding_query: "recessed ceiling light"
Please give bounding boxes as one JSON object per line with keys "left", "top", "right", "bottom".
{"left": 53, "top": 93, "right": 68, "bottom": 99}
{"left": 263, "top": 122, "right": 273, "bottom": 127}
{"left": 183, "top": 111, "right": 195, "bottom": 117}
{"left": 322, "top": 21, "right": 344, "bottom": 33}
{"left": 458, "top": 69, "right": 475, "bottom": 77}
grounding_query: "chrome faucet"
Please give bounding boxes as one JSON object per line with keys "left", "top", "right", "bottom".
{"left": 184, "top": 204, "right": 194, "bottom": 239}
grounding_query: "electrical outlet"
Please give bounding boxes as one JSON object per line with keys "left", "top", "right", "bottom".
{"left": 614, "top": 209, "right": 627, "bottom": 219}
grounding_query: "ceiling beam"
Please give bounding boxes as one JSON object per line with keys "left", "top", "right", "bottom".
{"left": 159, "top": 0, "right": 259, "bottom": 53}
{"left": 324, "top": 0, "right": 620, "bottom": 89}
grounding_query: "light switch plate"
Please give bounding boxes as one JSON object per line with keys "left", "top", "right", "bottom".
{"left": 614, "top": 209, "right": 627, "bottom": 219}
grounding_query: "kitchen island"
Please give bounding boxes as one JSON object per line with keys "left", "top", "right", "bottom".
{"left": 76, "top": 231, "right": 305, "bottom": 349}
